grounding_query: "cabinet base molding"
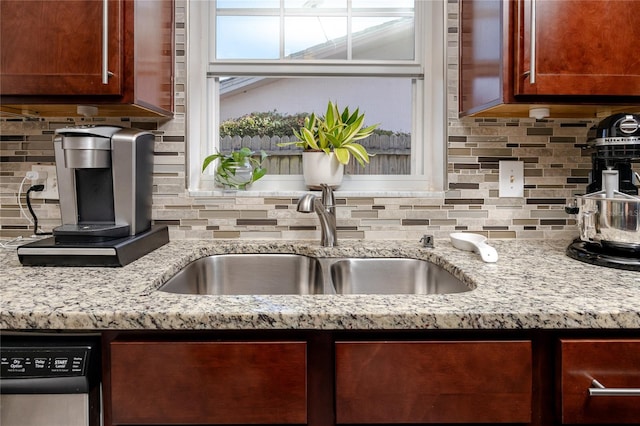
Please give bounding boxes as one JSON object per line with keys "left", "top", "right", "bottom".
{"left": 0, "top": 103, "right": 172, "bottom": 118}
{"left": 464, "top": 103, "right": 640, "bottom": 119}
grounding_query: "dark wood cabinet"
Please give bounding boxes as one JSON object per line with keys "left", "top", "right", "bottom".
{"left": 557, "top": 339, "right": 640, "bottom": 424}
{"left": 102, "top": 331, "right": 640, "bottom": 426}
{"left": 459, "top": 0, "right": 513, "bottom": 116}
{"left": 109, "top": 340, "right": 307, "bottom": 425}
{"left": 515, "top": 0, "right": 640, "bottom": 97}
{"left": 0, "top": 0, "right": 173, "bottom": 117}
{"left": 335, "top": 340, "right": 532, "bottom": 424}
{"left": 459, "top": 0, "right": 640, "bottom": 117}
{"left": 1, "top": 0, "right": 122, "bottom": 97}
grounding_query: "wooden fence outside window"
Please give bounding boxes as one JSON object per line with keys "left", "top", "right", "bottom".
{"left": 219, "top": 134, "right": 411, "bottom": 175}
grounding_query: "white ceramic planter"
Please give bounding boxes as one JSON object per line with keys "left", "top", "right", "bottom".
{"left": 302, "top": 151, "right": 344, "bottom": 189}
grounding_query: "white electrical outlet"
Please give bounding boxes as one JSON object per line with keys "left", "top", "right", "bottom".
{"left": 499, "top": 161, "right": 524, "bottom": 197}
{"left": 30, "top": 165, "right": 59, "bottom": 199}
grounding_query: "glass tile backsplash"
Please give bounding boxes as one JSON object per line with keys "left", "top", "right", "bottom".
{"left": 0, "top": 1, "right": 593, "bottom": 241}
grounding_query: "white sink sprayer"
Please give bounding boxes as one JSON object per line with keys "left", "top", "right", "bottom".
{"left": 450, "top": 233, "right": 498, "bottom": 263}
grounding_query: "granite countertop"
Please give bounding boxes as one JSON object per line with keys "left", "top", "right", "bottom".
{"left": 1, "top": 239, "right": 639, "bottom": 331}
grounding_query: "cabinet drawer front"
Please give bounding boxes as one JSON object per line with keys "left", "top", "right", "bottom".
{"left": 110, "top": 341, "right": 306, "bottom": 424}
{"left": 336, "top": 340, "right": 532, "bottom": 423}
{"left": 559, "top": 339, "right": 640, "bottom": 424}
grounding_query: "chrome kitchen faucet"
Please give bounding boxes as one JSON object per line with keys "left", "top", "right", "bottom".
{"left": 297, "top": 184, "right": 337, "bottom": 247}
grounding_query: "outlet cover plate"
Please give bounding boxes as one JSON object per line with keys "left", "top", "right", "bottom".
{"left": 499, "top": 161, "right": 524, "bottom": 197}
{"left": 30, "top": 165, "right": 59, "bottom": 200}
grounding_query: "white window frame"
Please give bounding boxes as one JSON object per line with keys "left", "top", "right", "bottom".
{"left": 186, "top": 0, "right": 446, "bottom": 195}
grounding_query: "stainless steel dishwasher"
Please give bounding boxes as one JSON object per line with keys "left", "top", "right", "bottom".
{"left": 0, "top": 333, "right": 102, "bottom": 426}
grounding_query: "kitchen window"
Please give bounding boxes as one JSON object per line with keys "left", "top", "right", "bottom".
{"left": 187, "top": 0, "right": 446, "bottom": 193}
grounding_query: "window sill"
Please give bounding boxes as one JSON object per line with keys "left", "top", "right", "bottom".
{"left": 191, "top": 175, "right": 445, "bottom": 198}
{"left": 188, "top": 189, "right": 445, "bottom": 198}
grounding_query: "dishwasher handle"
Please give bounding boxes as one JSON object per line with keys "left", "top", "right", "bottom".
{"left": 1, "top": 376, "right": 91, "bottom": 394}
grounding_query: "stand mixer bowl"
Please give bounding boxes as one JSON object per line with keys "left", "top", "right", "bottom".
{"left": 576, "top": 193, "right": 640, "bottom": 252}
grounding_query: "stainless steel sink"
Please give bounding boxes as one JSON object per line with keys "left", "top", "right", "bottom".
{"left": 159, "top": 254, "right": 323, "bottom": 295}
{"left": 158, "top": 254, "right": 471, "bottom": 296}
{"left": 328, "top": 258, "right": 471, "bottom": 294}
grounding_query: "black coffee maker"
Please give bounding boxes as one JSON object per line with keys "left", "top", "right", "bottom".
{"left": 18, "top": 126, "right": 169, "bottom": 266}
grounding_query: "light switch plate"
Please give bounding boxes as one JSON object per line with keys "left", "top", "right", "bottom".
{"left": 499, "top": 161, "right": 524, "bottom": 197}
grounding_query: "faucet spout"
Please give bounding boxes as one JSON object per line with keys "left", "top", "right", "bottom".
{"left": 297, "top": 184, "right": 338, "bottom": 247}
{"left": 296, "top": 193, "right": 316, "bottom": 213}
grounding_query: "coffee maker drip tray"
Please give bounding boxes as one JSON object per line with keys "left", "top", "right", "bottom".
{"left": 17, "top": 225, "right": 169, "bottom": 267}
{"left": 53, "top": 223, "right": 131, "bottom": 243}
{"left": 566, "top": 239, "right": 640, "bottom": 272}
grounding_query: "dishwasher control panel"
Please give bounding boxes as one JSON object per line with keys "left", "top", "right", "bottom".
{"left": 1, "top": 347, "right": 90, "bottom": 379}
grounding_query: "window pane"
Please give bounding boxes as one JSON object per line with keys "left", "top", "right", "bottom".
{"left": 217, "top": 0, "right": 279, "bottom": 9}
{"left": 216, "top": 16, "right": 279, "bottom": 59}
{"left": 284, "top": 0, "right": 347, "bottom": 8}
{"left": 352, "top": 0, "right": 414, "bottom": 9}
{"left": 214, "top": 1, "right": 415, "bottom": 61}
{"left": 284, "top": 17, "right": 347, "bottom": 59}
{"left": 219, "top": 77, "right": 413, "bottom": 175}
{"left": 352, "top": 17, "right": 414, "bottom": 60}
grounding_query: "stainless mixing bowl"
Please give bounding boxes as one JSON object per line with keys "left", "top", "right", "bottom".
{"left": 575, "top": 194, "right": 640, "bottom": 251}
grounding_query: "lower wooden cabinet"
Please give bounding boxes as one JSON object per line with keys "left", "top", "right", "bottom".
{"left": 558, "top": 339, "right": 640, "bottom": 424}
{"left": 104, "top": 332, "right": 640, "bottom": 425}
{"left": 335, "top": 340, "right": 532, "bottom": 423}
{"left": 109, "top": 340, "right": 307, "bottom": 425}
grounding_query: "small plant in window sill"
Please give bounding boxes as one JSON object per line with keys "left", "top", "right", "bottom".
{"left": 202, "top": 147, "right": 268, "bottom": 190}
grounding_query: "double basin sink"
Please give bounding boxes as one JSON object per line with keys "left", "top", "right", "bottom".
{"left": 159, "top": 254, "right": 472, "bottom": 295}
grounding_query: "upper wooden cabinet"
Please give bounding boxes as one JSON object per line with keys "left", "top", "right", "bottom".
{"left": 459, "top": 0, "right": 640, "bottom": 118}
{"left": 515, "top": 0, "right": 640, "bottom": 97}
{"left": 0, "top": 0, "right": 173, "bottom": 117}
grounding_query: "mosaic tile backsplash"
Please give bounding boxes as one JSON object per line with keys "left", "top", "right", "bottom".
{"left": 0, "top": 1, "right": 595, "bottom": 242}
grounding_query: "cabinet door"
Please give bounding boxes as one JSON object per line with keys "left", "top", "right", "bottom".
{"left": 0, "top": 0, "right": 122, "bottom": 96}
{"left": 335, "top": 340, "right": 532, "bottom": 423}
{"left": 459, "top": 0, "right": 512, "bottom": 116}
{"left": 109, "top": 341, "right": 307, "bottom": 424}
{"left": 559, "top": 339, "right": 640, "bottom": 424}
{"left": 516, "top": 0, "right": 640, "bottom": 96}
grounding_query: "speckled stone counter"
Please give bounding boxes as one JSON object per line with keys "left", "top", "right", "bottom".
{"left": 1, "top": 239, "right": 639, "bottom": 330}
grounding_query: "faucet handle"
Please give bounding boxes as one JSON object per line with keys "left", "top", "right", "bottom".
{"left": 320, "top": 183, "right": 335, "bottom": 207}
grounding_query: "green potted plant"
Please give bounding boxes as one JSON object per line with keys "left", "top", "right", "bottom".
{"left": 202, "top": 147, "right": 268, "bottom": 190}
{"left": 280, "top": 100, "right": 379, "bottom": 189}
